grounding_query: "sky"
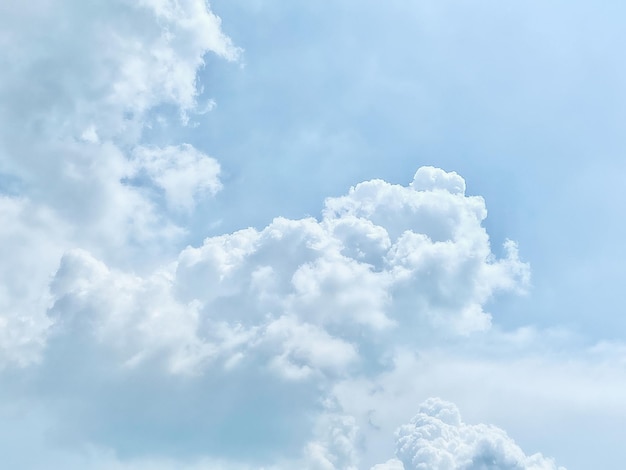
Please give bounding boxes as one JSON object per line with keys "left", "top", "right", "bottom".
{"left": 1, "top": 1, "right": 626, "bottom": 469}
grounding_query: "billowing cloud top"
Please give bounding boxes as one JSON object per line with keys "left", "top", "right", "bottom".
{"left": 392, "top": 398, "right": 565, "bottom": 470}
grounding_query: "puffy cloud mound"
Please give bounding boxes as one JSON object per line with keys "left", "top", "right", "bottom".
{"left": 177, "top": 165, "right": 529, "bottom": 341}
{"left": 46, "top": 167, "right": 530, "bottom": 378}
{"left": 394, "top": 398, "right": 564, "bottom": 470}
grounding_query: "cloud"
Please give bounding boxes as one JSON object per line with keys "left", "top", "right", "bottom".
{"left": 304, "top": 412, "right": 360, "bottom": 470}
{"left": 0, "top": 196, "right": 68, "bottom": 366}
{"left": 42, "top": 167, "right": 529, "bottom": 376}
{"left": 394, "top": 398, "right": 564, "bottom": 470}
{"left": 0, "top": 0, "right": 237, "bottom": 367}
{"left": 0, "top": 0, "right": 236, "bottom": 238}
{"left": 0, "top": 0, "right": 239, "bottom": 235}
{"left": 176, "top": 166, "right": 529, "bottom": 346}
{"left": 5, "top": 166, "right": 528, "bottom": 465}
{"left": 131, "top": 144, "right": 222, "bottom": 212}
{"left": 371, "top": 460, "right": 406, "bottom": 470}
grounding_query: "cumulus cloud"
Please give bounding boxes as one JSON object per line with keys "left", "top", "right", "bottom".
{"left": 393, "top": 398, "right": 564, "bottom": 470}
{"left": 42, "top": 167, "right": 529, "bottom": 378}
{"left": 0, "top": 0, "right": 237, "bottom": 366}
{"left": 0, "top": 0, "right": 235, "bottom": 239}
{"left": 8, "top": 166, "right": 529, "bottom": 465}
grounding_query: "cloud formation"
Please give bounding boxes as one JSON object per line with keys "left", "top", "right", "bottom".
{"left": 46, "top": 166, "right": 530, "bottom": 378}
{"left": 0, "top": 0, "right": 236, "bottom": 244}
{"left": 392, "top": 398, "right": 564, "bottom": 470}
{"left": 20, "top": 166, "right": 530, "bottom": 466}
{"left": 0, "top": 0, "right": 237, "bottom": 367}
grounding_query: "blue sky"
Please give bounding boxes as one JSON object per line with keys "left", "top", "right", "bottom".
{"left": 1, "top": 1, "right": 626, "bottom": 469}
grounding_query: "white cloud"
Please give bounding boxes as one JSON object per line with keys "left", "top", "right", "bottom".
{"left": 0, "top": 7, "right": 535, "bottom": 461}
{"left": 0, "top": 0, "right": 238, "bottom": 246}
{"left": 3, "top": 166, "right": 527, "bottom": 466}
{"left": 26, "top": 164, "right": 528, "bottom": 377}
{"left": 0, "top": 0, "right": 237, "bottom": 367}
{"left": 371, "top": 460, "right": 406, "bottom": 470}
{"left": 0, "top": 196, "right": 68, "bottom": 367}
{"left": 132, "top": 144, "right": 222, "bottom": 212}
{"left": 410, "top": 166, "right": 466, "bottom": 194}
{"left": 394, "top": 398, "right": 564, "bottom": 470}
{"left": 49, "top": 248, "right": 210, "bottom": 374}
{"left": 304, "top": 412, "right": 360, "bottom": 470}
{"left": 264, "top": 315, "right": 358, "bottom": 380}
{"left": 174, "top": 167, "right": 529, "bottom": 351}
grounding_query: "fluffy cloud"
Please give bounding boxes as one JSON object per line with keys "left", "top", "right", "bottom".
{"left": 43, "top": 167, "right": 529, "bottom": 378}
{"left": 13, "top": 166, "right": 529, "bottom": 465}
{"left": 0, "top": 0, "right": 235, "bottom": 240}
{"left": 177, "top": 166, "right": 529, "bottom": 342}
{"left": 394, "top": 398, "right": 564, "bottom": 470}
{"left": 0, "top": 0, "right": 237, "bottom": 367}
